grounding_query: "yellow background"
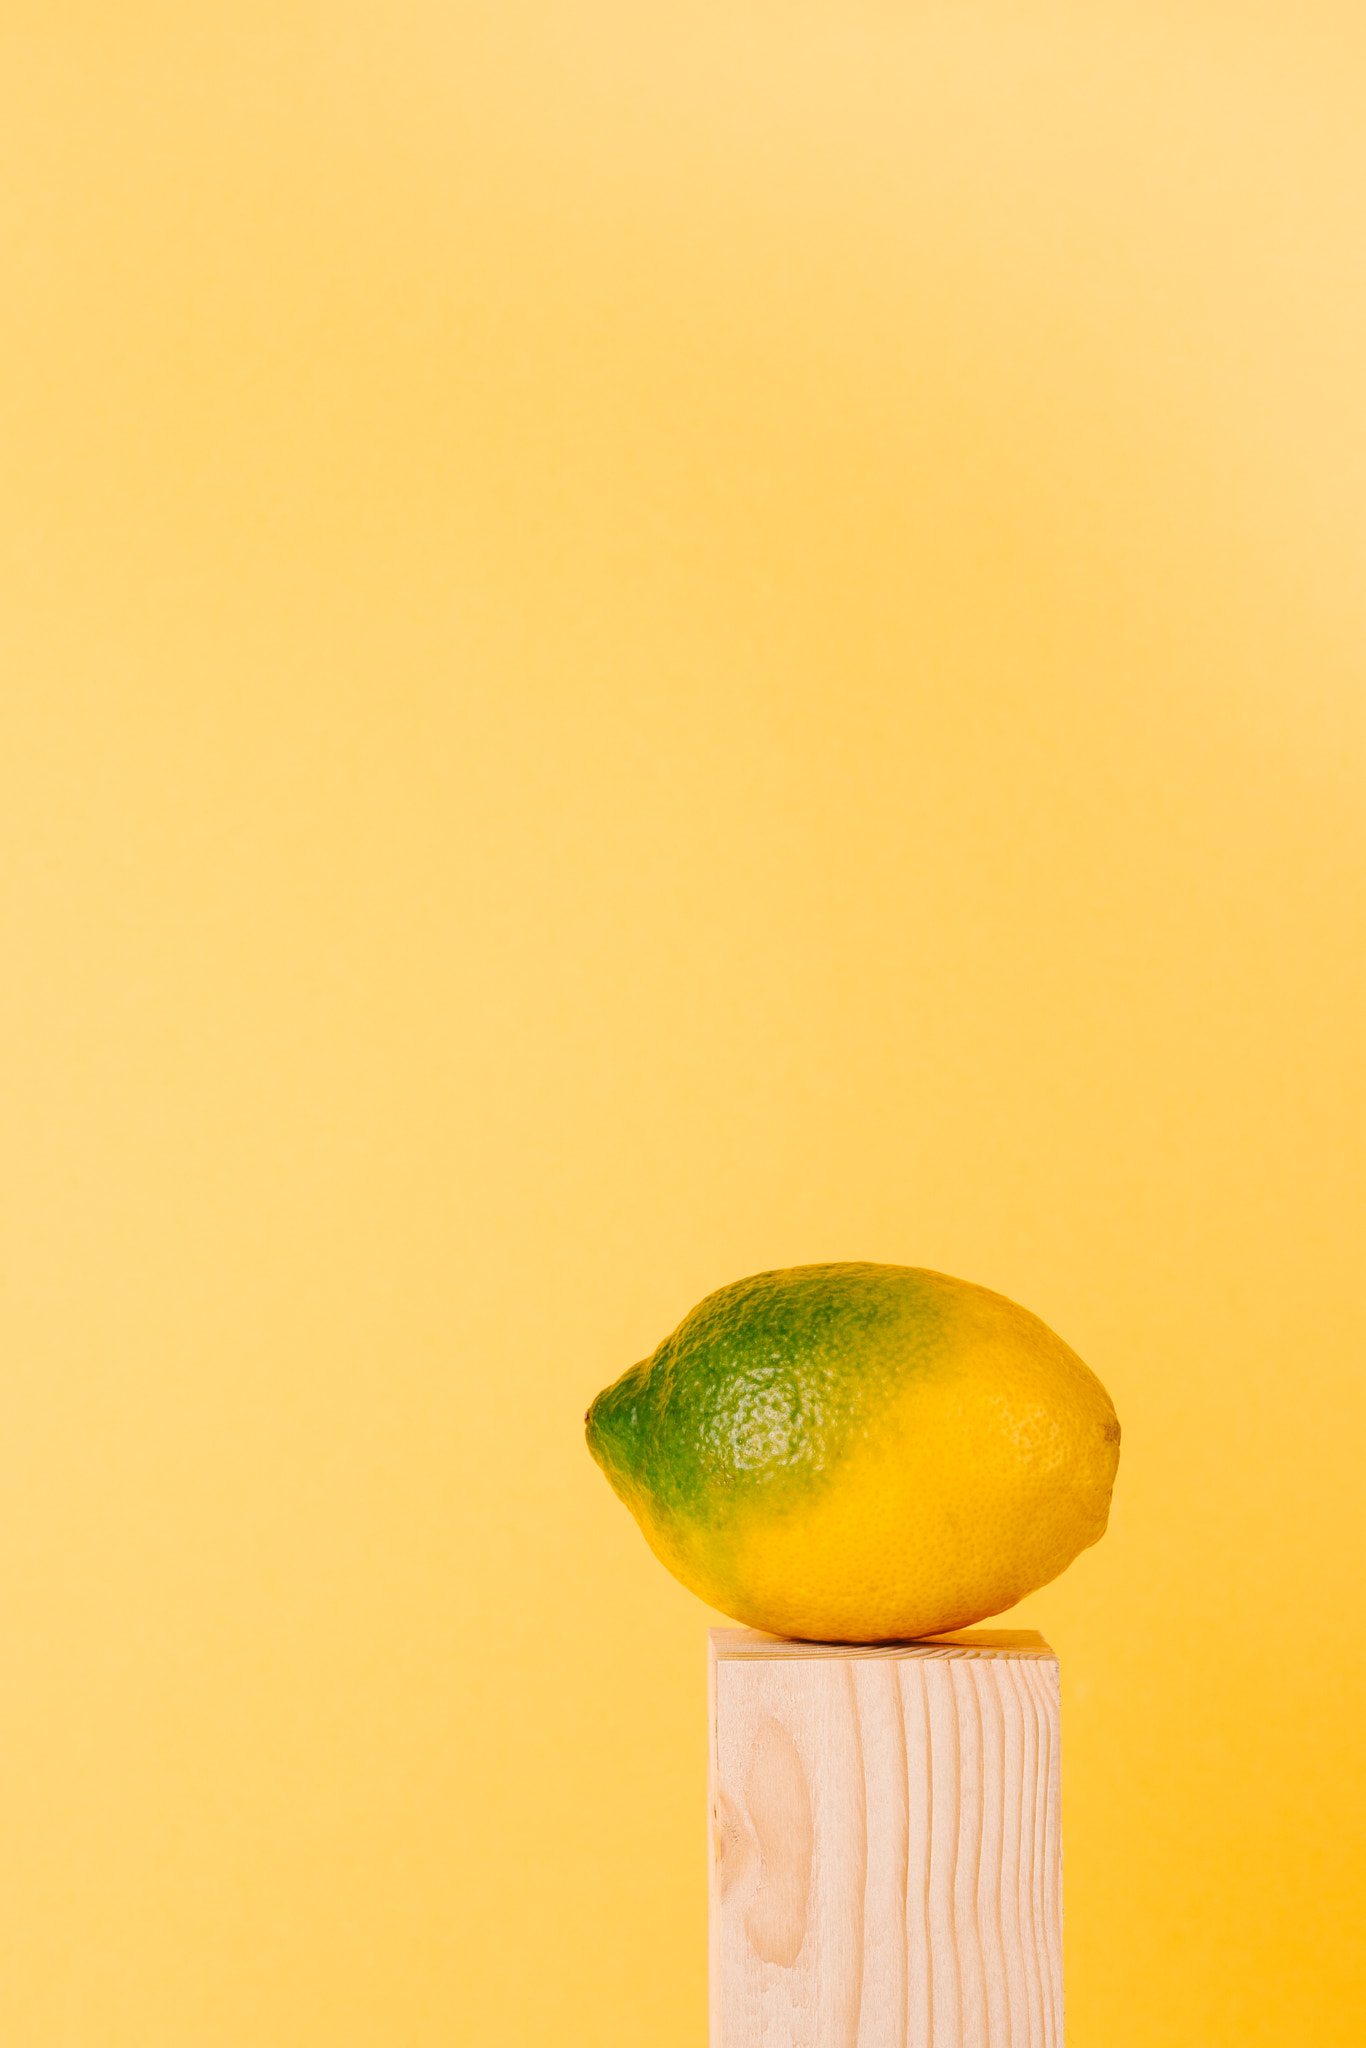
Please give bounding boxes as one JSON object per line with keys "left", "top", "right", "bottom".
{"left": 2, "top": 4, "right": 1363, "bottom": 2043}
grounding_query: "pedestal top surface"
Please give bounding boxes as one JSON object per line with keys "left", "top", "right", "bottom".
{"left": 709, "top": 1626, "right": 1055, "bottom": 1660}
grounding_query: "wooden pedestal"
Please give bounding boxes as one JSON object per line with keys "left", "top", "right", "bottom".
{"left": 709, "top": 1628, "right": 1063, "bottom": 2048}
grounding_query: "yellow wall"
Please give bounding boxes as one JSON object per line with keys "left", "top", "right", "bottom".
{"left": 2, "top": 5, "right": 1363, "bottom": 2043}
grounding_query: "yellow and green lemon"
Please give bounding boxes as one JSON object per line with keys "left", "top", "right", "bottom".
{"left": 586, "top": 1262, "right": 1120, "bottom": 1642}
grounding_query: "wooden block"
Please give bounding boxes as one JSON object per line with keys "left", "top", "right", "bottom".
{"left": 709, "top": 1628, "right": 1063, "bottom": 2048}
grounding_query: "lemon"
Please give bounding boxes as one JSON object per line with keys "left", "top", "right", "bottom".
{"left": 585, "top": 1262, "right": 1120, "bottom": 1641}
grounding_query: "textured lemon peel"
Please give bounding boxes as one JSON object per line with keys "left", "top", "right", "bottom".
{"left": 586, "top": 1262, "right": 1120, "bottom": 1642}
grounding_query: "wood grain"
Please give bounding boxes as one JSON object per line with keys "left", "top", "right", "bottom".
{"left": 709, "top": 1630, "right": 1062, "bottom": 2048}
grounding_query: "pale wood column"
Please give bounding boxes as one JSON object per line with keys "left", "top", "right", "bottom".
{"left": 709, "top": 1628, "right": 1063, "bottom": 2048}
